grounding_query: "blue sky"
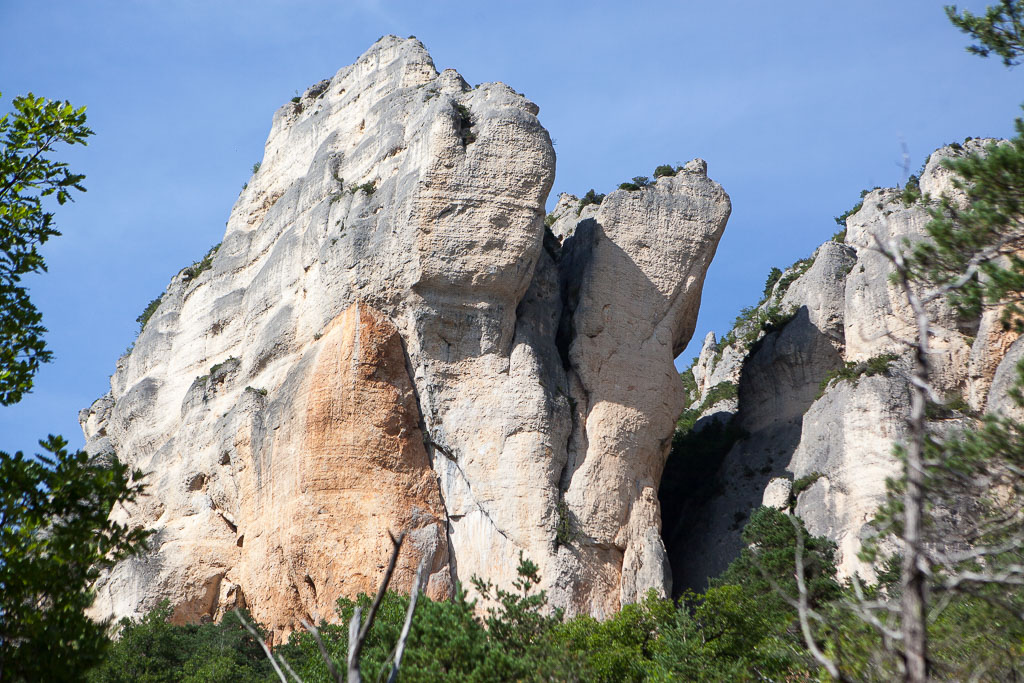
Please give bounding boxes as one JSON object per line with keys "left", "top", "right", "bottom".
{"left": 0, "top": 0, "right": 1020, "bottom": 454}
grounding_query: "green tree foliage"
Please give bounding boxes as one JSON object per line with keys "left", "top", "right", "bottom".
{"left": 86, "top": 601, "right": 273, "bottom": 683}
{"left": 716, "top": 507, "right": 840, "bottom": 606}
{"left": 650, "top": 508, "right": 838, "bottom": 681}
{"left": 0, "top": 93, "right": 92, "bottom": 404}
{"left": 576, "top": 188, "right": 604, "bottom": 215}
{"left": 0, "top": 93, "right": 152, "bottom": 682}
{"left": 947, "top": 0, "right": 1024, "bottom": 66}
{"left": 618, "top": 176, "right": 652, "bottom": 191}
{"left": 762, "top": 266, "right": 783, "bottom": 298}
{"left": 825, "top": 6, "right": 1024, "bottom": 677}
{"left": 652, "top": 164, "right": 678, "bottom": 178}
{"left": 274, "top": 557, "right": 583, "bottom": 682}
{"left": 0, "top": 436, "right": 149, "bottom": 681}
{"left": 910, "top": 118, "right": 1024, "bottom": 326}
{"left": 82, "top": 513, "right": 844, "bottom": 682}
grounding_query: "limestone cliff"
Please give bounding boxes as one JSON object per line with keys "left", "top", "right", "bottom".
{"left": 81, "top": 36, "right": 731, "bottom": 636}
{"left": 666, "top": 138, "right": 1017, "bottom": 591}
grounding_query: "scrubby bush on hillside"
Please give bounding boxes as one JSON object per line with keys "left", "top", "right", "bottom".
{"left": 653, "top": 164, "right": 678, "bottom": 178}
{"left": 576, "top": 188, "right": 604, "bottom": 215}
{"left": 86, "top": 602, "right": 273, "bottom": 683}
{"left": 817, "top": 352, "right": 899, "bottom": 397}
{"left": 618, "top": 176, "right": 652, "bottom": 191}
{"left": 136, "top": 294, "right": 163, "bottom": 332}
{"left": 182, "top": 243, "right": 220, "bottom": 282}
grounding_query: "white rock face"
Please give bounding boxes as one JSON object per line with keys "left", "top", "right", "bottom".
{"left": 790, "top": 374, "right": 910, "bottom": 577}
{"left": 669, "top": 141, "right": 1014, "bottom": 589}
{"left": 83, "top": 37, "right": 731, "bottom": 633}
{"left": 762, "top": 478, "right": 792, "bottom": 510}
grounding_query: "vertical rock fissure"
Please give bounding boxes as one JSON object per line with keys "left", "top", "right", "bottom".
{"left": 396, "top": 334, "right": 458, "bottom": 585}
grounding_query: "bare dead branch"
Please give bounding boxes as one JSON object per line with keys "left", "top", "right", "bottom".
{"left": 788, "top": 515, "right": 849, "bottom": 681}
{"left": 233, "top": 608, "right": 290, "bottom": 683}
{"left": 387, "top": 549, "right": 434, "bottom": 683}
{"left": 848, "top": 575, "right": 903, "bottom": 642}
{"left": 278, "top": 654, "right": 304, "bottom": 683}
{"left": 346, "top": 530, "right": 406, "bottom": 683}
{"left": 299, "top": 616, "right": 343, "bottom": 683}
{"left": 346, "top": 607, "right": 361, "bottom": 683}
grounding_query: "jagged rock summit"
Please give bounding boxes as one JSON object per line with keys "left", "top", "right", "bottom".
{"left": 81, "top": 36, "right": 731, "bottom": 637}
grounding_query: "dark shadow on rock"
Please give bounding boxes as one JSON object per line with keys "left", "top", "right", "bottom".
{"left": 661, "top": 305, "right": 845, "bottom": 595}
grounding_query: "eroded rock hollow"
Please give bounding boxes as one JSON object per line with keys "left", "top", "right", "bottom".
{"left": 82, "top": 36, "right": 731, "bottom": 635}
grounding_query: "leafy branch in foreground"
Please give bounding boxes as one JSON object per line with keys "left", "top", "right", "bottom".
{"left": 1, "top": 436, "right": 149, "bottom": 681}
{"left": 947, "top": 0, "right": 1024, "bottom": 66}
{"left": 0, "top": 92, "right": 92, "bottom": 404}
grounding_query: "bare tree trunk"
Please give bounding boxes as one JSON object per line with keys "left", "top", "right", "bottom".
{"left": 348, "top": 531, "right": 406, "bottom": 683}
{"left": 895, "top": 252, "right": 931, "bottom": 683}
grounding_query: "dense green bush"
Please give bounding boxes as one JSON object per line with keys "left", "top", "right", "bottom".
{"left": 136, "top": 294, "right": 163, "bottom": 332}
{"left": 675, "top": 381, "right": 738, "bottom": 433}
{"left": 774, "top": 256, "right": 814, "bottom": 300}
{"left": 87, "top": 602, "right": 273, "bottom": 683}
{"left": 653, "top": 164, "right": 677, "bottom": 178}
{"left": 81, "top": 501, "right": 1024, "bottom": 680}
{"left": 790, "top": 471, "right": 824, "bottom": 504}
{"left": 762, "top": 267, "right": 783, "bottom": 299}
{"left": 576, "top": 188, "right": 605, "bottom": 215}
{"left": 618, "top": 176, "right": 652, "bottom": 191}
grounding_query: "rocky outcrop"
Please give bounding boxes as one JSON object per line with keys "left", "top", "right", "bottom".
{"left": 82, "top": 36, "right": 730, "bottom": 635}
{"left": 666, "top": 138, "right": 1014, "bottom": 590}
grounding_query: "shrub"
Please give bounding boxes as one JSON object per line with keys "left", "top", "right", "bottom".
{"left": 618, "top": 176, "right": 651, "bottom": 192}
{"left": 759, "top": 304, "right": 797, "bottom": 335}
{"left": 790, "top": 472, "right": 824, "bottom": 504}
{"left": 925, "top": 391, "right": 978, "bottom": 419}
{"left": 730, "top": 302, "right": 798, "bottom": 349}
{"left": 653, "top": 164, "right": 677, "bottom": 178}
{"left": 680, "top": 365, "right": 699, "bottom": 406}
{"left": 577, "top": 188, "right": 605, "bottom": 215}
{"left": 818, "top": 352, "right": 899, "bottom": 397}
{"left": 676, "top": 381, "right": 738, "bottom": 433}
{"left": 182, "top": 243, "right": 221, "bottom": 282}
{"left": 251, "top": 161, "right": 261, "bottom": 175}
{"left": 455, "top": 103, "right": 476, "bottom": 145}
{"left": 244, "top": 386, "right": 268, "bottom": 397}
{"left": 85, "top": 601, "right": 273, "bottom": 682}
{"left": 136, "top": 294, "right": 164, "bottom": 332}
{"left": 900, "top": 172, "right": 922, "bottom": 206}
{"left": 762, "top": 267, "right": 783, "bottom": 299}
{"left": 834, "top": 187, "right": 880, "bottom": 226}
{"left": 555, "top": 501, "right": 577, "bottom": 547}
{"left": 350, "top": 181, "right": 376, "bottom": 196}
{"left": 774, "top": 256, "right": 815, "bottom": 300}
{"left": 544, "top": 213, "right": 557, "bottom": 228}
{"left": 208, "top": 357, "right": 239, "bottom": 377}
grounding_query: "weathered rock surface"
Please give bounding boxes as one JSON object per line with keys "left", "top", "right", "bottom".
{"left": 667, "top": 138, "right": 1018, "bottom": 590}
{"left": 83, "top": 36, "right": 730, "bottom": 634}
